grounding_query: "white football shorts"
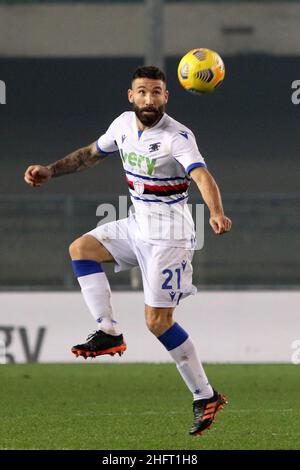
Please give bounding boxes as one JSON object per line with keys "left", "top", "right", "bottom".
{"left": 85, "top": 215, "right": 197, "bottom": 308}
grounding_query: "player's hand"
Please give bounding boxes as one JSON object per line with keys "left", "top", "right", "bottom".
{"left": 24, "top": 165, "right": 52, "bottom": 187}
{"left": 209, "top": 215, "right": 232, "bottom": 235}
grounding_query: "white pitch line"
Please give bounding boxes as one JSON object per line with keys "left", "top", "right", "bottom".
{"left": 4, "top": 409, "right": 299, "bottom": 420}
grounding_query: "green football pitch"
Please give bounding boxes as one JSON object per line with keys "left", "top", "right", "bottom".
{"left": 0, "top": 363, "right": 299, "bottom": 450}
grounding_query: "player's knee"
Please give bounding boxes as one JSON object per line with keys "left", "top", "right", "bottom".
{"left": 69, "top": 237, "right": 89, "bottom": 259}
{"left": 146, "top": 316, "right": 159, "bottom": 335}
{"left": 69, "top": 236, "right": 109, "bottom": 262}
{"left": 146, "top": 312, "right": 173, "bottom": 337}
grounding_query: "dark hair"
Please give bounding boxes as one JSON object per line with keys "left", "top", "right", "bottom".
{"left": 131, "top": 65, "right": 166, "bottom": 84}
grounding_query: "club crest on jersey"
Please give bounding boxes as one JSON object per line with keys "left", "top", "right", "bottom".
{"left": 149, "top": 142, "right": 161, "bottom": 153}
{"left": 133, "top": 179, "right": 144, "bottom": 196}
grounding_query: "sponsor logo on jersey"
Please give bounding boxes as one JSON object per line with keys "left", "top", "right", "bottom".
{"left": 120, "top": 150, "right": 156, "bottom": 175}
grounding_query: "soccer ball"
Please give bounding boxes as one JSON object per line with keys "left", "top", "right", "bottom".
{"left": 177, "top": 48, "right": 225, "bottom": 94}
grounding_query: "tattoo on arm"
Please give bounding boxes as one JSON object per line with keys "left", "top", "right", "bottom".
{"left": 47, "top": 144, "right": 102, "bottom": 177}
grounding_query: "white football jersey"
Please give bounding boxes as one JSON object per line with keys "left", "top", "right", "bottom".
{"left": 97, "top": 111, "right": 206, "bottom": 248}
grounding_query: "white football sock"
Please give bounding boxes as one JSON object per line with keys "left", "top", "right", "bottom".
{"left": 168, "top": 336, "right": 213, "bottom": 400}
{"left": 77, "top": 272, "right": 121, "bottom": 336}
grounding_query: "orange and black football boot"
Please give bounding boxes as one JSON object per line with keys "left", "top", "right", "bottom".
{"left": 71, "top": 330, "right": 126, "bottom": 359}
{"left": 189, "top": 389, "right": 227, "bottom": 436}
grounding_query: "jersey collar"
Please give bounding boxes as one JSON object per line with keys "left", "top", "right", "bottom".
{"left": 133, "top": 112, "right": 167, "bottom": 135}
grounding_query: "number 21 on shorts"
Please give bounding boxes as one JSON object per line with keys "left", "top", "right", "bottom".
{"left": 161, "top": 260, "right": 187, "bottom": 290}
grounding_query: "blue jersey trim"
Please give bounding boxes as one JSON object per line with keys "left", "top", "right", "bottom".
{"left": 130, "top": 194, "right": 188, "bottom": 205}
{"left": 186, "top": 162, "right": 207, "bottom": 175}
{"left": 125, "top": 170, "right": 190, "bottom": 182}
{"left": 138, "top": 130, "right": 143, "bottom": 140}
{"left": 158, "top": 323, "right": 189, "bottom": 351}
{"left": 72, "top": 260, "right": 103, "bottom": 278}
{"left": 96, "top": 141, "right": 116, "bottom": 155}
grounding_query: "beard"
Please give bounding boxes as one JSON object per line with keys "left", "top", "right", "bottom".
{"left": 133, "top": 103, "right": 165, "bottom": 127}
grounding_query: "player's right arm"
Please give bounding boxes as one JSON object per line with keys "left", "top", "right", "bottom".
{"left": 24, "top": 141, "right": 104, "bottom": 187}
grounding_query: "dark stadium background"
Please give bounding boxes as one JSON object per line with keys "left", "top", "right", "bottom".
{"left": 1, "top": 56, "right": 299, "bottom": 195}
{"left": 0, "top": 55, "right": 299, "bottom": 288}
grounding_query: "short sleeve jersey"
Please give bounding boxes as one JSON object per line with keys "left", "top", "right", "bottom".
{"left": 97, "top": 112, "right": 206, "bottom": 248}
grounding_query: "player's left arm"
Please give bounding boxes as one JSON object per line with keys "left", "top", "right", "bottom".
{"left": 190, "top": 166, "right": 232, "bottom": 235}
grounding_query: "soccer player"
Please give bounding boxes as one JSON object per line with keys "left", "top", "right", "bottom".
{"left": 24, "top": 66, "right": 232, "bottom": 435}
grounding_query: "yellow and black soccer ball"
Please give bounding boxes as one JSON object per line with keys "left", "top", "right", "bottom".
{"left": 177, "top": 48, "right": 225, "bottom": 94}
